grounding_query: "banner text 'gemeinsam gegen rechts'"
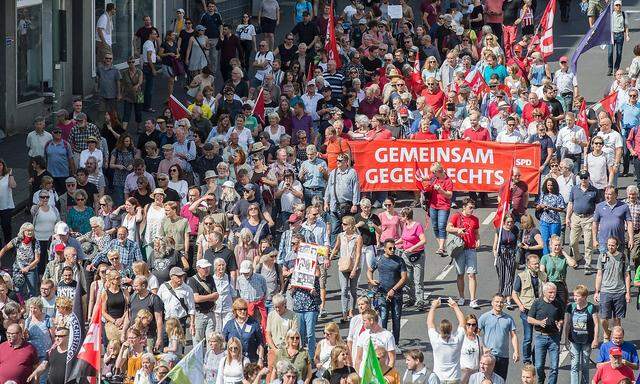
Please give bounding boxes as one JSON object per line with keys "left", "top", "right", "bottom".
{"left": 349, "top": 140, "right": 541, "bottom": 193}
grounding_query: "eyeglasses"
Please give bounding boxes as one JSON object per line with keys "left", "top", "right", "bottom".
{"left": 466, "top": 323, "right": 477, "bottom": 327}
{"left": 289, "top": 336, "right": 301, "bottom": 339}
{"left": 99, "top": 203, "right": 107, "bottom": 206}
{"left": 236, "top": 307, "right": 248, "bottom": 311}
{"left": 170, "top": 169, "right": 178, "bottom": 173}
{"left": 386, "top": 246, "right": 396, "bottom": 251}
{"left": 76, "top": 198, "right": 86, "bottom": 201}
{"left": 39, "top": 195, "right": 49, "bottom": 199}
{"left": 593, "top": 142, "right": 604, "bottom": 145}
{"left": 337, "top": 158, "right": 346, "bottom": 162}
{"left": 229, "top": 346, "right": 240, "bottom": 351}
{"left": 158, "top": 178, "right": 168, "bottom": 181}
{"left": 630, "top": 94, "right": 638, "bottom": 98}
{"left": 342, "top": 222, "right": 349, "bottom": 225}
{"left": 53, "top": 130, "right": 62, "bottom": 134}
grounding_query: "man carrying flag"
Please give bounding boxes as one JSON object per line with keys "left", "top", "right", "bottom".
{"left": 495, "top": 166, "right": 528, "bottom": 230}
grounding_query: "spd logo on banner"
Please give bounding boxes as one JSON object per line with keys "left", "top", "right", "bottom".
{"left": 349, "top": 140, "right": 541, "bottom": 193}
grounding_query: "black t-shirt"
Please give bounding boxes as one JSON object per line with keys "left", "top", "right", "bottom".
{"left": 316, "top": 98, "right": 344, "bottom": 122}
{"left": 469, "top": 6, "right": 484, "bottom": 30}
{"left": 545, "top": 98, "right": 565, "bottom": 118}
{"left": 187, "top": 274, "right": 218, "bottom": 313}
{"left": 361, "top": 56, "right": 382, "bottom": 74}
{"left": 47, "top": 347, "right": 68, "bottom": 384}
{"left": 566, "top": 302, "right": 597, "bottom": 344}
{"left": 529, "top": 298, "right": 563, "bottom": 334}
{"left": 292, "top": 22, "right": 320, "bottom": 46}
{"left": 137, "top": 130, "right": 161, "bottom": 152}
{"left": 151, "top": 250, "right": 182, "bottom": 284}
{"left": 77, "top": 181, "right": 99, "bottom": 208}
{"left": 204, "top": 246, "right": 238, "bottom": 274}
{"left": 132, "top": 190, "right": 153, "bottom": 207}
{"left": 355, "top": 213, "right": 381, "bottom": 247}
{"left": 129, "top": 292, "right": 164, "bottom": 338}
{"left": 57, "top": 280, "right": 84, "bottom": 299}
{"left": 276, "top": 43, "right": 298, "bottom": 70}
{"left": 160, "top": 41, "right": 179, "bottom": 66}
{"left": 502, "top": 0, "right": 523, "bottom": 25}
{"left": 322, "top": 366, "right": 356, "bottom": 384}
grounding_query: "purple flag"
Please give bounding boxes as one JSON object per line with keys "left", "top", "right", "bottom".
{"left": 570, "top": 2, "right": 613, "bottom": 73}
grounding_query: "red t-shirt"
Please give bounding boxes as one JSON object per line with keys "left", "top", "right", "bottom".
{"left": 427, "top": 176, "right": 453, "bottom": 210}
{"left": 421, "top": 89, "right": 445, "bottom": 111}
{"left": 449, "top": 212, "right": 480, "bottom": 249}
{"left": 498, "top": 180, "right": 529, "bottom": 215}
{"left": 592, "top": 364, "right": 634, "bottom": 384}
{"left": 521, "top": 102, "right": 550, "bottom": 126}
{"left": 462, "top": 127, "right": 491, "bottom": 141}
{"left": 0, "top": 341, "right": 39, "bottom": 384}
{"left": 412, "top": 131, "right": 438, "bottom": 140}
{"left": 366, "top": 128, "right": 393, "bottom": 140}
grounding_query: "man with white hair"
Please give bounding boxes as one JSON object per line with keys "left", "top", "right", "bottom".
{"left": 266, "top": 293, "right": 299, "bottom": 369}
{"left": 172, "top": 126, "right": 196, "bottom": 173}
{"left": 468, "top": 353, "right": 505, "bottom": 384}
{"left": 556, "top": 112, "right": 587, "bottom": 174}
{"left": 237, "top": 260, "right": 268, "bottom": 331}
{"left": 527, "top": 282, "right": 563, "bottom": 384}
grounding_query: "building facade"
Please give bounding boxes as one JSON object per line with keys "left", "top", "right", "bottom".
{"left": 0, "top": 0, "right": 249, "bottom": 137}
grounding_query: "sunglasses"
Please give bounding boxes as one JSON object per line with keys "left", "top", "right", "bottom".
{"left": 236, "top": 307, "right": 248, "bottom": 311}
{"left": 466, "top": 323, "right": 477, "bottom": 327}
{"left": 593, "top": 142, "right": 604, "bottom": 145}
{"left": 39, "top": 195, "right": 50, "bottom": 199}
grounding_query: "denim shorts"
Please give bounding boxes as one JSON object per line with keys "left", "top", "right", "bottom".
{"left": 599, "top": 291, "right": 627, "bottom": 319}
{"left": 454, "top": 248, "right": 478, "bottom": 275}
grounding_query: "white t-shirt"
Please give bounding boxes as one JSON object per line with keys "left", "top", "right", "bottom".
{"left": 357, "top": 328, "right": 396, "bottom": 373}
{"left": 236, "top": 24, "right": 256, "bottom": 41}
{"left": 254, "top": 51, "right": 274, "bottom": 81}
{"left": 428, "top": 327, "right": 465, "bottom": 381}
{"left": 96, "top": 13, "right": 113, "bottom": 46}
{"left": 586, "top": 152, "right": 612, "bottom": 190}
{"left": 596, "top": 129, "right": 623, "bottom": 163}
{"left": 80, "top": 148, "right": 104, "bottom": 169}
{"left": 278, "top": 180, "right": 303, "bottom": 212}
{"left": 142, "top": 40, "right": 157, "bottom": 64}
{"left": 460, "top": 335, "right": 481, "bottom": 370}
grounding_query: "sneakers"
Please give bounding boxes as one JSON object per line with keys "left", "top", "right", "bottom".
{"left": 457, "top": 297, "right": 466, "bottom": 306}
{"left": 469, "top": 299, "right": 480, "bottom": 309}
{"left": 320, "top": 308, "right": 328, "bottom": 318}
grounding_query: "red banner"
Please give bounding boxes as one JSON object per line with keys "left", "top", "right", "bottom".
{"left": 349, "top": 140, "right": 541, "bottom": 193}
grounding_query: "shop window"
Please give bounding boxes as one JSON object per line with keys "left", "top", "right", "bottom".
{"left": 17, "top": 0, "right": 44, "bottom": 103}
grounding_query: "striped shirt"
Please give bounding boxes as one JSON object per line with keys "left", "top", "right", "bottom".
{"left": 323, "top": 70, "right": 345, "bottom": 99}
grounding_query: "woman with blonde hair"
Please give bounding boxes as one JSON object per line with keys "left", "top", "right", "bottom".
{"left": 421, "top": 56, "right": 440, "bottom": 83}
{"left": 217, "top": 337, "right": 250, "bottom": 384}
{"left": 132, "top": 260, "right": 159, "bottom": 293}
{"left": 0, "top": 222, "right": 40, "bottom": 297}
{"left": 204, "top": 332, "right": 226, "bottom": 384}
{"left": 222, "top": 298, "right": 264, "bottom": 363}
{"left": 101, "top": 269, "right": 130, "bottom": 342}
{"left": 142, "top": 188, "right": 166, "bottom": 249}
{"left": 314, "top": 322, "right": 345, "bottom": 376}
{"left": 266, "top": 113, "right": 286, "bottom": 142}
{"left": 322, "top": 345, "right": 355, "bottom": 383}
{"left": 54, "top": 296, "right": 73, "bottom": 328}
{"left": 163, "top": 317, "right": 186, "bottom": 356}
{"left": 331, "top": 215, "right": 362, "bottom": 323}
{"left": 273, "top": 329, "right": 312, "bottom": 384}
{"left": 131, "top": 308, "right": 154, "bottom": 343}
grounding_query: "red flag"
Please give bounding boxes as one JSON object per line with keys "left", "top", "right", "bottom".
{"left": 538, "top": 0, "right": 557, "bottom": 58}
{"left": 168, "top": 94, "right": 191, "bottom": 120}
{"left": 593, "top": 91, "right": 618, "bottom": 116}
{"left": 464, "top": 68, "right": 489, "bottom": 97}
{"left": 252, "top": 88, "right": 266, "bottom": 125}
{"left": 66, "top": 298, "right": 102, "bottom": 382}
{"left": 324, "top": 0, "right": 342, "bottom": 68}
{"left": 493, "top": 167, "right": 514, "bottom": 228}
{"left": 410, "top": 51, "right": 425, "bottom": 97}
{"left": 307, "top": 61, "right": 316, "bottom": 81}
{"left": 576, "top": 99, "right": 590, "bottom": 139}
{"left": 414, "top": 162, "right": 428, "bottom": 192}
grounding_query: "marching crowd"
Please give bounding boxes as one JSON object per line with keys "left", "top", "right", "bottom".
{"left": 1, "top": 0, "right": 640, "bottom": 383}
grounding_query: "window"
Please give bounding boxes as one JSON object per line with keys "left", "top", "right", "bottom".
{"left": 17, "top": 0, "right": 44, "bottom": 103}
{"left": 94, "top": 0, "right": 155, "bottom": 68}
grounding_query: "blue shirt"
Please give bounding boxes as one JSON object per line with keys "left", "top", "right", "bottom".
{"left": 222, "top": 317, "right": 264, "bottom": 362}
{"left": 478, "top": 311, "right": 516, "bottom": 358}
{"left": 200, "top": 12, "right": 222, "bottom": 39}
{"left": 620, "top": 102, "right": 640, "bottom": 128}
{"left": 598, "top": 341, "right": 639, "bottom": 364}
{"left": 370, "top": 255, "right": 406, "bottom": 293}
{"left": 593, "top": 200, "right": 632, "bottom": 245}
{"left": 299, "top": 158, "right": 328, "bottom": 189}
{"left": 568, "top": 184, "right": 598, "bottom": 215}
{"left": 483, "top": 65, "right": 508, "bottom": 84}
{"left": 44, "top": 140, "right": 72, "bottom": 177}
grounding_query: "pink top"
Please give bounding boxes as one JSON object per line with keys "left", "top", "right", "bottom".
{"left": 401, "top": 221, "right": 425, "bottom": 252}
{"left": 380, "top": 211, "right": 401, "bottom": 242}
{"left": 180, "top": 204, "right": 199, "bottom": 235}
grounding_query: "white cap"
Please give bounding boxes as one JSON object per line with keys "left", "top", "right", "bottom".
{"left": 55, "top": 222, "right": 69, "bottom": 235}
{"left": 196, "top": 259, "right": 212, "bottom": 269}
{"left": 614, "top": 0, "right": 622, "bottom": 5}
{"left": 239, "top": 260, "right": 253, "bottom": 273}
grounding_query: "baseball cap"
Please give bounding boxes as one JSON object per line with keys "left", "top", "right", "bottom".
{"left": 65, "top": 177, "right": 77, "bottom": 184}
{"left": 398, "top": 106, "right": 409, "bottom": 117}
{"left": 359, "top": 18, "right": 367, "bottom": 25}
{"left": 239, "top": 260, "right": 253, "bottom": 273}
{"left": 55, "top": 222, "right": 70, "bottom": 236}
{"left": 196, "top": 259, "right": 212, "bottom": 269}
{"left": 610, "top": 346, "right": 623, "bottom": 356}
{"left": 169, "top": 267, "right": 186, "bottom": 276}
{"left": 307, "top": 81, "right": 316, "bottom": 87}
{"left": 614, "top": 0, "right": 622, "bottom": 5}
{"left": 288, "top": 213, "right": 302, "bottom": 223}
{"left": 162, "top": 144, "right": 174, "bottom": 150}
{"left": 54, "top": 243, "right": 66, "bottom": 253}
{"left": 498, "top": 101, "right": 509, "bottom": 109}
{"left": 203, "top": 142, "right": 214, "bottom": 151}
{"left": 559, "top": 55, "right": 568, "bottom": 63}
{"left": 578, "top": 170, "right": 590, "bottom": 179}
{"left": 86, "top": 136, "right": 98, "bottom": 143}
{"left": 244, "top": 183, "right": 258, "bottom": 192}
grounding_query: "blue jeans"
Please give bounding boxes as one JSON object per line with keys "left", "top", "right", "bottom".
{"left": 520, "top": 310, "right": 534, "bottom": 363}
{"left": 328, "top": 211, "right": 341, "bottom": 249}
{"left": 570, "top": 342, "right": 591, "bottom": 384}
{"left": 534, "top": 333, "right": 560, "bottom": 384}
{"left": 429, "top": 208, "right": 450, "bottom": 239}
{"left": 142, "top": 65, "right": 155, "bottom": 110}
{"left": 608, "top": 32, "right": 625, "bottom": 70}
{"left": 540, "top": 220, "right": 561, "bottom": 256}
{"left": 379, "top": 294, "right": 403, "bottom": 343}
{"left": 297, "top": 311, "right": 318, "bottom": 358}
{"left": 20, "top": 270, "right": 39, "bottom": 299}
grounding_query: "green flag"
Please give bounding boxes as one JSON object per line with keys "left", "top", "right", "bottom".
{"left": 162, "top": 340, "right": 205, "bottom": 384}
{"left": 361, "top": 340, "right": 386, "bottom": 384}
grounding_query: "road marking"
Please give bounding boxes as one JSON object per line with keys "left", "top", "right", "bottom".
{"left": 560, "top": 349, "right": 571, "bottom": 365}
{"left": 483, "top": 212, "right": 496, "bottom": 225}
{"left": 436, "top": 264, "right": 454, "bottom": 280}
{"left": 400, "top": 319, "right": 408, "bottom": 329}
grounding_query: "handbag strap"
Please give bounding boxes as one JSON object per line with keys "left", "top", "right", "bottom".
{"left": 193, "top": 36, "right": 210, "bottom": 66}
{"left": 164, "top": 282, "right": 190, "bottom": 314}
